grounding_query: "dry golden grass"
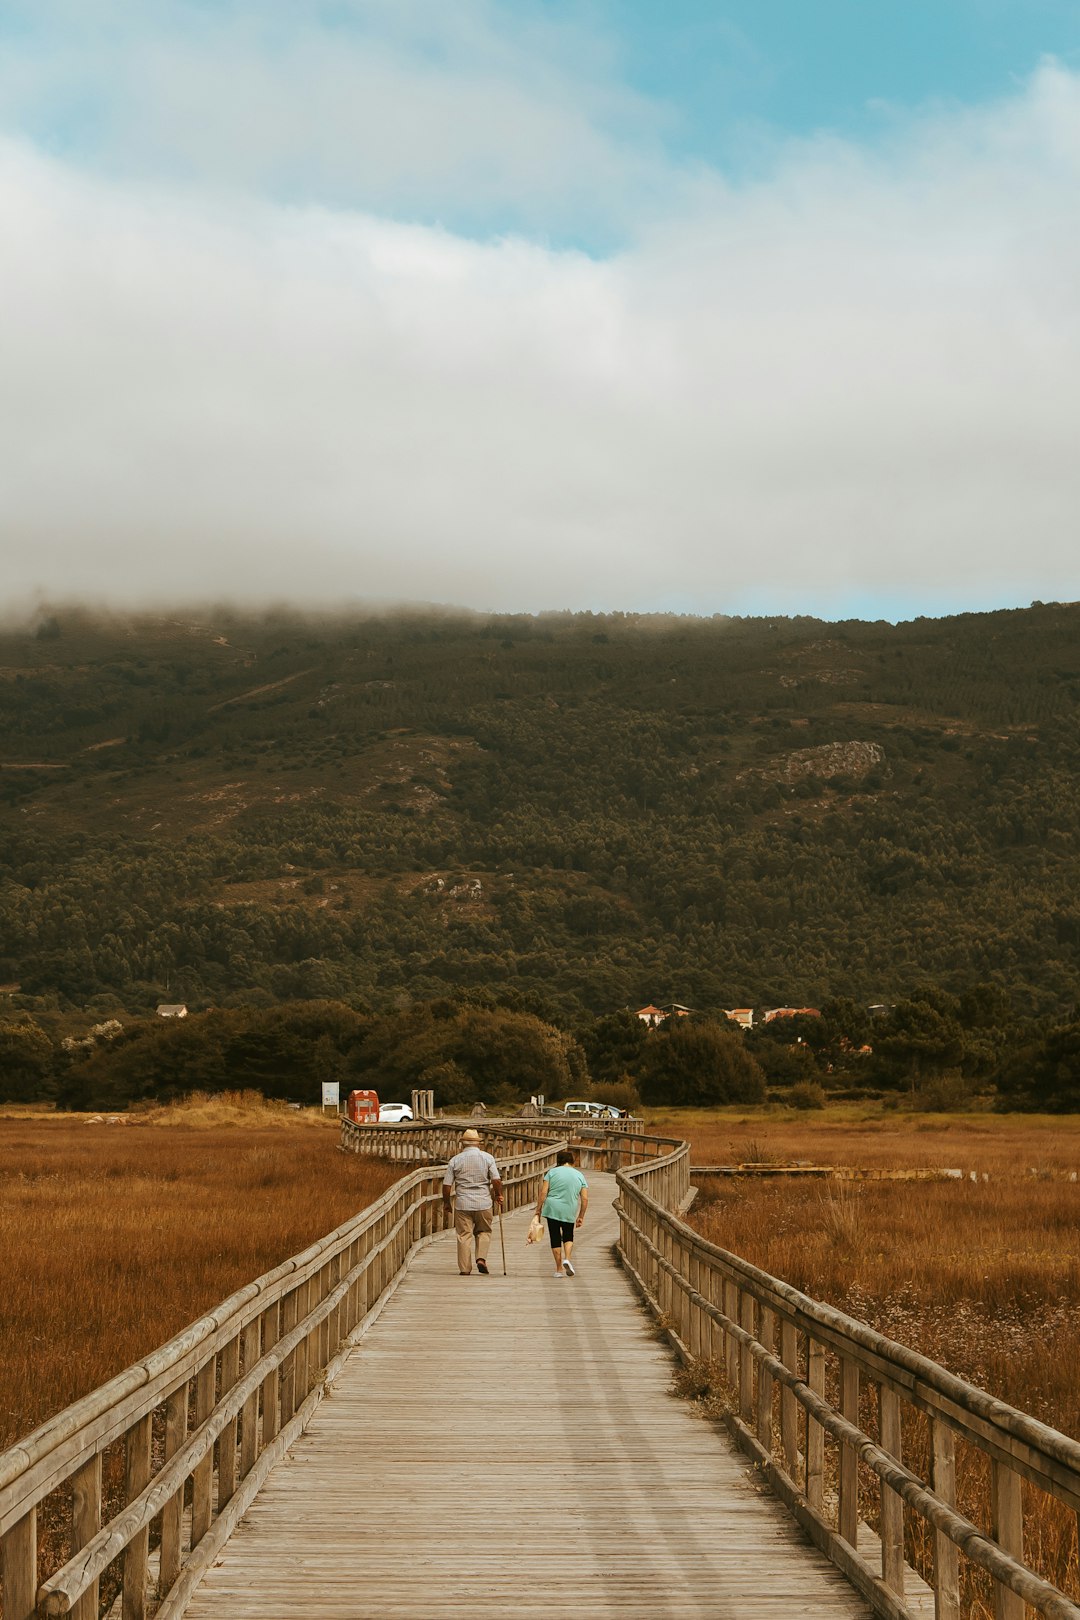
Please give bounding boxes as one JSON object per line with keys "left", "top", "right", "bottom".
{"left": 0, "top": 1096, "right": 401, "bottom": 1452}
{"left": 690, "top": 1175, "right": 1080, "bottom": 1431}
{"left": 644, "top": 1101, "right": 1080, "bottom": 1175}
{"left": 668, "top": 1107, "right": 1080, "bottom": 1615}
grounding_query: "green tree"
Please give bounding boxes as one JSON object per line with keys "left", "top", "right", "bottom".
{"left": 637, "top": 1019, "right": 765, "bottom": 1106}
{"left": 0, "top": 1019, "right": 54, "bottom": 1102}
{"left": 355, "top": 1002, "right": 582, "bottom": 1105}
{"left": 578, "top": 1010, "right": 648, "bottom": 1086}
{"left": 871, "top": 999, "right": 965, "bottom": 1090}
{"left": 996, "top": 1020, "right": 1080, "bottom": 1112}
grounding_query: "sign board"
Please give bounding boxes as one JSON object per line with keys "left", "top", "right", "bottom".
{"left": 321, "top": 1081, "right": 341, "bottom": 1110}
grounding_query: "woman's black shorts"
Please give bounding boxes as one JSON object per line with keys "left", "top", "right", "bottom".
{"left": 546, "top": 1217, "right": 575, "bottom": 1249}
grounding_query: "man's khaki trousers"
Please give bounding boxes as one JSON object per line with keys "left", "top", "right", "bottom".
{"left": 454, "top": 1207, "right": 493, "bottom": 1273}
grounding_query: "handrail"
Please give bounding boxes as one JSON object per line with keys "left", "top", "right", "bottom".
{"left": 615, "top": 1157, "right": 1080, "bottom": 1620}
{"left": 0, "top": 1130, "right": 564, "bottom": 1620}
{"left": 12, "top": 1119, "right": 1065, "bottom": 1620}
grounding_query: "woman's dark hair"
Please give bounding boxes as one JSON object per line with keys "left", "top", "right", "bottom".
{"left": 556, "top": 1148, "right": 576, "bottom": 1165}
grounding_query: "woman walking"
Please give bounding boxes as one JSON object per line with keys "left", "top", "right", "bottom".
{"left": 536, "top": 1148, "right": 589, "bottom": 1277}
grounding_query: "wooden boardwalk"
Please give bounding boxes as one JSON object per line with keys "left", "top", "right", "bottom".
{"left": 186, "top": 1174, "right": 870, "bottom": 1619}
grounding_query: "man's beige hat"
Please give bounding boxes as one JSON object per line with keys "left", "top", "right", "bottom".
{"left": 462, "top": 1127, "right": 481, "bottom": 1143}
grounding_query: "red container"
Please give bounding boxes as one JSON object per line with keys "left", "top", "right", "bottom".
{"left": 347, "top": 1089, "right": 380, "bottom": 1124}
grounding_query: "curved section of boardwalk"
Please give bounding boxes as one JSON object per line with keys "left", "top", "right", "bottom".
{"left": 186, "top": 1175, "right": 869, "bottom": 1618}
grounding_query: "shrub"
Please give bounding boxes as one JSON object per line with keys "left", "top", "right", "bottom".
{"left": 789, "top": 1080, "right": 826, "bottom": 1111}
{"left": 422, "top": 1060, "right": 473, "bottom": 1109}
{"left": 908, "top": 1074, "right": 973, "bottom": 1112}
{"left": 590, "top": 1078, "right": 641, "bottom": 1114}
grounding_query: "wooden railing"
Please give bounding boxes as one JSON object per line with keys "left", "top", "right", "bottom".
{"left": 615, "top": 1160, "right": 1080, "bottom": 1620}
{"left": 16, "top": 1119, "right": 1068, "bottom": 1620}
{"left": 336, "top": 1114, "right": 644, "bottom": 1161}
{"left": 339, "top": 1118, "right": 679, "bottom": 1184}
{"left": 0, "top": 1136, "right": 558, "bottom": 1620}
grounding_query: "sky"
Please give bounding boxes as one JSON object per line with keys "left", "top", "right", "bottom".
{"left": 2, "top": 1, "right": 1080, "bottom": 621}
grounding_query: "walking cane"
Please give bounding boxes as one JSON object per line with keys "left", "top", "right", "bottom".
{"left": 498, "top": 1202, "right": 508, "bottom": 1276}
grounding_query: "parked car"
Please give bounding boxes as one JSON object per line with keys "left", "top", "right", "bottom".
{"left": 562, "top": 1101, "right": 607, "bottom": 1118}
{"left": 378, "top": 1103, "right": 414, "bottom": 1123}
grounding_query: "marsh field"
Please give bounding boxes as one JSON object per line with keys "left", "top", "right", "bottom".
{"left": 655, "top": 1105, "right": 1080, "bottom": 1437}
{"left": 1, "top": 1101, "right": 1077, "bottom": 1616}
{"left": 2, "top": 1102, "right": 1077, "bottom": 1450}
{"left": 653, "top": 1105, "right": 1080, "bottom": 1613}
{"left": 0, "top": 1097, "right": 401, "bottom": 1453}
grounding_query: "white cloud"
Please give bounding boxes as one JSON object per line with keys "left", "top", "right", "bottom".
{"left": 0, "top": 0, "right": 672, "bottom": 239}
{"left": 2, "top": 62, "right": 1080, "bottom": 616}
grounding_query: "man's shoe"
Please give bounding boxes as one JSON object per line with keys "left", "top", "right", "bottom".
{"left": 476, "top": 1259, "right": 489, "bottom": 1274}
{"left": 563, "top": 1259, "right": 575, "bottom": 1276}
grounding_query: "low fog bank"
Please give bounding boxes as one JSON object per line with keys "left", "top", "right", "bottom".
{"left": 4, "top": 61, "right": 1080, "bottom": 624}
{"left": 0, "top": 596, "right": 1070, "bottom": 643}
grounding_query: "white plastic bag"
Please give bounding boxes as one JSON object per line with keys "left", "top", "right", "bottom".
{"left": 526, "top": 1214, "right": 545, "bottom": 1245}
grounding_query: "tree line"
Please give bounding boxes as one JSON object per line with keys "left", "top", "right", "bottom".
{"left": 2, "top": 988, "right": 1077, "bottom": 1112}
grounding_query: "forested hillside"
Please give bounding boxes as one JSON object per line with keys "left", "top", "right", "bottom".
{"left": 1, "top": 602, "right": 1079, "bottom": 1031}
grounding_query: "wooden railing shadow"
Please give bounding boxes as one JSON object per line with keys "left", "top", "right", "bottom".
{"left": 616, "top": 1153, "right": 1080, "bottom": 1620}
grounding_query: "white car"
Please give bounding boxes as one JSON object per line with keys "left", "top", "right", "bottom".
{"left": 562, "top": 1101, "right": 606, "bottom": 1118}
{"left": 378, "top": 1103, "right": 414, "bottom": 1123}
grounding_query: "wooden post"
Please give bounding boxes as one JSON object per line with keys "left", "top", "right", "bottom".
{"left": 807, "top": 1338, "right": 825, "bottom": 1511}
{"left": 725, "top": 1276, "right": 744, "bottom": 1393}
{"left": 675, "top": 1231, "right": 689, "bottom": 1343}
{"left": 990, "top": 1460, "right": 1024, "bottom": 1620}
{"left": 190, "top": 1357, "right": 216, "bottom": 1548}
{"left": 757, "top": 1307, "right": 775, "bottom": 1451}
{"left": 313, "top": 1264, "right": 327, "bottom": 1370}
{"left": 780, "top": 1319, "right": 799, "bottom": 1477}
{"left": 687, "top": 1248, "right": 701, "bottom": 1361}
{"left": 342, "top": 1236, "right": 359, "bottom": 1330}
{"left": 739, "top": 1292, "right": 755, "bottom": 1426}
{"left": 280, "top": 1285, "right": 300, "bottom": 1423}
{"left": 931, "top": 1418, "right": 960, "bottom": 1620}
{"left": 1, "top": 1508, "right": 36, "bottom": 1620}
{"left": 705, "top": 1259, "right": 723, "bottom": 1369}
{"left": 838, "top": 1356, "right": 859, "bottom": 1546}
{"left": 71, "top": 1453, "right": 102, "bottom": 1620}
{"left": 240, "top": 1317, "right": 261, "bottom": 1479}
{"left": 217, "top": 1333, "right": 241, "bottom": 1508}
{"left": 879, "top": 1385, "right": 904, "bottom": 1594}
{"left": 123, "top": 1412, "right": 152, "bottom": 1620}
{"left": 652, "top": 1210, "right": 663, "bottom": 1309}
{"left": 261, "top": 1300, "right": 281, "bottom": 1444}
{"left": 159, "top": 1383, "right": 188, "bottom": 1598}
{"left": 318, "top": 1258, "right": 334, "bottom": 1368}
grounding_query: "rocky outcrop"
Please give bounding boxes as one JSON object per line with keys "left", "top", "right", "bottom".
{"left": 738, "top": 740, "right": 886, "bottom": 786}
{"left": 779, "top": 741, "right": 885, "bottom": 783}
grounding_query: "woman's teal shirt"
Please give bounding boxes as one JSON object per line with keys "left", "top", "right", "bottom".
{"left": 541, "top": 1165, "right": 588, "bottom": 1221}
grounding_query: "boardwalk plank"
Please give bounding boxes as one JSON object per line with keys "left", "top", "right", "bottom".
{"left": 186, "top": 1175, "right": 870, "bottom": 1619}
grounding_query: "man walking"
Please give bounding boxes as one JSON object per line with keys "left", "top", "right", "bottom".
{"left": 443, "top": 1127, "right": 503, "bottom": 1275}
